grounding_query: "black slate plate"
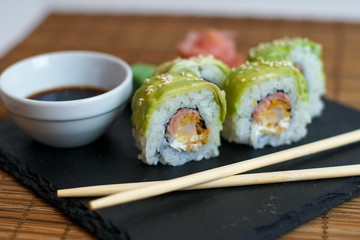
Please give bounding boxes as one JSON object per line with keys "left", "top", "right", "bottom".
{"left": 0, "top": 99, "right": 359, "bottom": 240}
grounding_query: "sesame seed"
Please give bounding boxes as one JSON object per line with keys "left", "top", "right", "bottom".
{"left": 144, "top": 78, "right": 150, "bottom": 83}
{"left": 161, "top": 77, "right": 173, "bottom": 84}
{"left": 241, "top": 78, "right": 246, "bottom": 82}
{"left": 145, "top": 85, "right": 154, "bottom": 95}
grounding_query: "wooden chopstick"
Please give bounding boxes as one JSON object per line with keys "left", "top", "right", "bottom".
{"left": 58, "top": 164, "right": 360, "bottom": 197}
{"left": 89, "top": 129, "right": 360, "bottom": 210}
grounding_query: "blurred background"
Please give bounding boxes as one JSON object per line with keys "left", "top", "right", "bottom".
{"left": 1, "top": 0, "right": 360, "bottom": 57}
{"left": 0, "top": 1, "right": 360, "bottom": 239}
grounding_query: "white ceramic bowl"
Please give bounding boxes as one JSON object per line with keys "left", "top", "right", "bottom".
{"left": 0, "top": 51, "right": 132, "bottom": 148}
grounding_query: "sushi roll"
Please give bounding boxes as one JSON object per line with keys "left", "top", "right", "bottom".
{"left": 221, "top": 59, "right": 310, "bottom": 149}
{"left": 131, "top": 72, "right": 226, "bottom": 166}
{"left": 153, "top": 55, "right": 231, "bottom": 88}
{"left": 248, "top": 37, "right": 326, "bottom": 117}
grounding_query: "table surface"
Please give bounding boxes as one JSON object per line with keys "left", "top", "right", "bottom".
{"left": 0, "top": 14, "right": 359, "bottom": 240}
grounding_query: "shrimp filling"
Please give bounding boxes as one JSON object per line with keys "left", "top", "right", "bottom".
{"left": 252, "top": 92, "right": 291, "bottom": 135}
{"left": 166, "top": 108, "right": 210, "bottom": 152}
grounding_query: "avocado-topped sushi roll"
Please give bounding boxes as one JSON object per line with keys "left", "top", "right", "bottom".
{"left": 221, "top": 59, "right": 310, "bottom": 149}
{"left": 153, "top": 55, "right": 231, "bottom": 88}
{"left": 131, "top": 72, "right": 226, "bottom": 166}
{"left": 248, "top": 37, "right": 325, "bottom": 117}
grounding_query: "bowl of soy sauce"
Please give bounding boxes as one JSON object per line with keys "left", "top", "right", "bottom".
{"left": 0, "top": 51, "right": 132, "bottom": 147}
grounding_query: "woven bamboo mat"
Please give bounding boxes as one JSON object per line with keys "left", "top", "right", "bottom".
{"left": 0, "top": 13, "right": 359, "bottom": 239}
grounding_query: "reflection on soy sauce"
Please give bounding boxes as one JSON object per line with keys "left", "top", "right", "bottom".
{"left": 27, "top": 86, "right": 107, "bottom": 101}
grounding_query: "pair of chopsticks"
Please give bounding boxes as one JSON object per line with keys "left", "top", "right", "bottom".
{"left": 57, "top": 129, "right": 360, "bottom": 210}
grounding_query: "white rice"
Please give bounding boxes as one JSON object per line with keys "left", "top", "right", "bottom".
{"left": 133, "top": 89, "right": 223, "bottom": 166}
{"left": 198, "top": 64, "right": 227, "bottom": 88}
{"left": 290, "top": 45, "right": 325, "bottom": 117}
{"left": 173, "top": 64, "right": 227, "bottom": 88}
{"left": 221, "top": 76, "right": 311, "bottom": 149}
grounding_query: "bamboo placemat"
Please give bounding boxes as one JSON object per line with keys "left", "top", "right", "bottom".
{"left": 0, "top": 13, "right": 359, "bottom": 239}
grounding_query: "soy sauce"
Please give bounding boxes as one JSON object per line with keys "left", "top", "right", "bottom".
{"left": 27, "top": 86, "right": 107, "bottom": 101}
